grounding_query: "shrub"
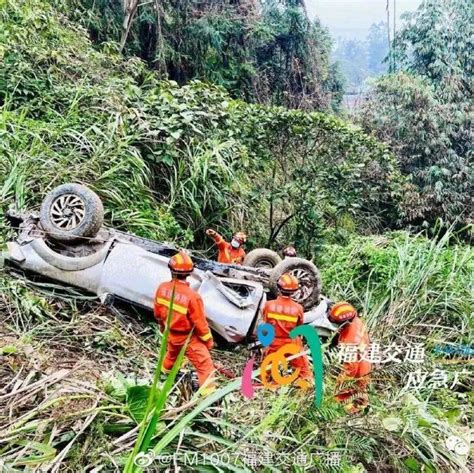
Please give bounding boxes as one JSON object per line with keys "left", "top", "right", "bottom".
{"left": 1, "top": 0, "right": 404, "bottom": 251}
{"left": 318, "top": 230, "right": 473, "bottom": 343}
{"left": 358, "top": 74, "right": 472, "bottom": 230}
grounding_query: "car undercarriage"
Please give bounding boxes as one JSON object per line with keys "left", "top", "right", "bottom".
{"left": 2, "top": 184, "right": 336, "bottom": 343}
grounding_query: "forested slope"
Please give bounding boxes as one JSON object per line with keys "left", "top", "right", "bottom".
{"left": 1, "top": 0, "right": 404, "bottom": 252}
{"left": 357, "top": 0, "right": 473, "bottom": 231}
{"left": 0, "top": 1, "right": 472, "bottom": 471}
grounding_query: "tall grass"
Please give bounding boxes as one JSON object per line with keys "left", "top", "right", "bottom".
{"left": 164, "top": 139, "right": 246, "bottom": 239}
{"left": 0, "top": 102, "right": 185, "bottom": 241}
{"left": 1, "top": 2, "right": 472, "bottom": 471}
{"left": 364, "top": 231, "right": 472, "bottom": 342}
{"left": 319, "top": 229, "right": 473, "bottom": 343}
{"left": 124, "top": 288, "right": 189, "bottom": 472}
{"left": 1, "top": 228, "right": 471, "bottom": 471}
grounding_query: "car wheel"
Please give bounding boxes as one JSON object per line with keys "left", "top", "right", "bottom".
{"left": 243, "top": 248, "right": 282, "bottom": 269}
{"left": 39, "top": 183, "right": 104, "bottom": 242}
{"left": 269, "top": 257, "right": 322, "bottom": 309}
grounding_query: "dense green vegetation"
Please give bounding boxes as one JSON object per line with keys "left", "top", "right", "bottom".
{"left": 74, "top": 0, "right": 344, "bottom": 111}
{"left": 319, "top": 231, "right": 472, "bottom": 343}
{"left": 0, "top": 0, "right": 472, "bottom": 472}
{"left": 1, "top": 0, "right": 404, "bottom": 254}
{"left": 357, "top": 0, "right": 473, "bottom": 232}
{"left": 1, "top": 228, "right": 471, "bottom": 471}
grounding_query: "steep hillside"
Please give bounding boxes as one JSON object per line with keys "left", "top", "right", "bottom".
{"left": 0, "top": 1, "right": 472, "bottom": 472}
{"left": 1, "top": 0, "right": 404, "bottom": 252}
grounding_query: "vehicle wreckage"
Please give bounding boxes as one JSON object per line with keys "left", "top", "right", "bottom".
{"left": 3, "top": 184, "right": 336, "bottom": 344}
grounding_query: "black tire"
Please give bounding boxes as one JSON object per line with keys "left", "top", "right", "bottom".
{"left": 243, "top": 248, "right": 282, "bottom": 269}
{"left": 269, "top": 257, "right": 322, "bottom": 309}
{"left": 39, "top": 184, "right": 104, "bottom": 242}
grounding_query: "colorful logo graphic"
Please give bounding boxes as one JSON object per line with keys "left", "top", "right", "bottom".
{"left": 241, "top": 323, "right": 324, "bottom": 406}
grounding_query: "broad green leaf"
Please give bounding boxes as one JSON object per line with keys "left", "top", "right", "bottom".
{"left": 127, "top": 385, "right": 152, "bottom": 424}
{"left": 403, "top": 457, "right": 420, "bottom": 472}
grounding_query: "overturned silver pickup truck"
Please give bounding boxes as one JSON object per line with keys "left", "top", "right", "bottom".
{"left": 3, "top": 184, "right": 335, "bottom": 343}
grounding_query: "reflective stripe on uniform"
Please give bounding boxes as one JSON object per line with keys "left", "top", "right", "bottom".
{"left": 156, "top": 297, "right": 187, "bottom": 315}
{"left": 200, "top": 332, "right": 212, "bottom": 342}
{"left": 333, "top": 304, "right": 354, "bottom": 317}
{"left": 223, "top": 248, "right": 231, "bottom": 261}
{"left": 267, "top": 312, "right": 298, "bottom": 323}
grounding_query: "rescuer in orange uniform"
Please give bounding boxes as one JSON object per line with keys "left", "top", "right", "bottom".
{"left": 262, "top": 273, "right": 312, "bottom": 384}
{"left": 206, "top": 228, "right": 247, "bottom": 264}
{"left": 154, "top": 251, "right": 216, "bottom": 394}
{"left": 329, "top": 302, "right": 371, "bottom": 414}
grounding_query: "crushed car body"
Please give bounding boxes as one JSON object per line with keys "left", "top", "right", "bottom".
{"left": 3, "top": 184, "right": 336, "bottom": 343}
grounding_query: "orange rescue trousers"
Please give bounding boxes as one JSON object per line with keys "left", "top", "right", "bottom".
{"left": 334, "top": 375, "right": 370, "bottom": 414}
{"left": 333, "top": 315, "right": 371, "bottom": 414}
{"left": 163, "top": 333, "right": 216, "bottom": 394}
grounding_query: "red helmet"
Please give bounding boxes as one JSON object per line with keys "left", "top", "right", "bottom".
{"left": 277, "top": 273, "right": 299, "bottom": 292}
{"left": 329, "top": 302, "right": 357, "bottom": 324}
{"left": 168, "top": 251, "right": 194, "bottom": 274}
{"left": 233, "top": 231, "right": 247, "bottom": 244}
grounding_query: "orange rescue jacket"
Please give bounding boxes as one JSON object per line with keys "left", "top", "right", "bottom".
{"left": 338, "top": 315, "right": 371, "bottom": 377}
{"left": 211, "top": 232, "right": 245, "bottom": 265}
{"left": 263, "top": 295, "right": 304, "bottom": 339}
{"left": 154, "top": 280, "right": 212, "bottom": 343}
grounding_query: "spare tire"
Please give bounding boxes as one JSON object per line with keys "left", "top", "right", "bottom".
{"left": 39, "top": 184, "right": 104, "bottom": 242}
{"left": 269, "top": 257, "right": 322, "bottom": 309}
{"left": 243, "top": 248, "right": 282, "bottom": 269}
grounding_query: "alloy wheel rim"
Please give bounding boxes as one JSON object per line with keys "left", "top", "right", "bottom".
{"left": 290, "top": 267, "right": 314, "bottom": 302}
{"left": 50, "top": 194, "right": 86, "bottom": 230}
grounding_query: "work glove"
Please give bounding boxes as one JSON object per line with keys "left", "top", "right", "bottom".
{"left": 206, "top": 229, "right": 216, "bottom": 238}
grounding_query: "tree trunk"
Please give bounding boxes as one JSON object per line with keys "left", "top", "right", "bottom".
{"left": 386, "top": 0, "right": 392, "bottom": 72}
{"left": 120, "top": 0, "right": 139, "bottom": 52}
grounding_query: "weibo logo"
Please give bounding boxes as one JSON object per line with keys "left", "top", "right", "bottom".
{"left": 240, "top": 323, "right": 324, "bottom": 406}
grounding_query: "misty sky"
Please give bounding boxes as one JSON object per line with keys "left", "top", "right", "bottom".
{"left": 307, "top": 0, "right": 423, "bottom": 39}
